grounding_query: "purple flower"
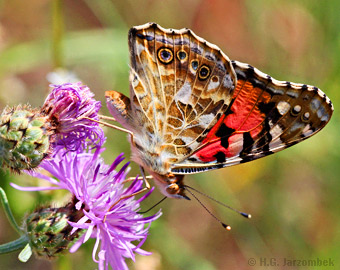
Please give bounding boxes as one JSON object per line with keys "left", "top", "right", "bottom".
{"left": 41, "top": 82, "right": 104, "bottom": 151}
{"left": 13, "top": 149, "right": 161, "bottom": 270}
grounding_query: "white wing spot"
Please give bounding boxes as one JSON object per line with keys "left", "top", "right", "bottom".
{"left": 175, "top": 82, "right": 192, "bottom": 104}
{"left": 293, "top": 105, "right": 301, "bottom": 113}
{"left": 207, "top": 76, "right": 220, "bottom": 91}
{"left": 223, "top": 74, "right": 234, "bottom": 89}
{"left": 199, "top": 113, "right": 215, "bottom": 126}
{"left": 302, "top": 124, "right": 313, "bottom": 137}
{"left": 277, "top": 101, "right": 290, "bottom": 115}
{"left": 269, "top": 124, "right": 283, "bottom": 138}
{"left": 317, "top": 106, "right": 329, "bottom": 121}
{"left": 311, "top": 98, "right": 321, "bottom": 111}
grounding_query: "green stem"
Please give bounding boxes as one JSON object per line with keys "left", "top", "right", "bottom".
{"left": 52, "top": 0, "right": 64, "bottom": 68}
{"left": 0, "top": 188, "right": 21, "bottom": 234}
{"left": 0, "top": 235, "right": 28, "bottom": 254}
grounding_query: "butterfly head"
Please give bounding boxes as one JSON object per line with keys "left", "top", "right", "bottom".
{"left": 152, "top": 173, "right": 190, "bottom": 200}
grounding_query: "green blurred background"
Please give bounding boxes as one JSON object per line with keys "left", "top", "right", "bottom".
{"left": 0, "top": 0, "right": 339, "bottom": 269}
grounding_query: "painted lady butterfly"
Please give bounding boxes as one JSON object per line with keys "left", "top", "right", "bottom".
{"left": 106, "top": 23, "right": 333, "bottom": 200}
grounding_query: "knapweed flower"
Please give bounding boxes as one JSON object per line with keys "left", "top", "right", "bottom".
{"left": 13, "top": 148, "right": 161, "bottom": 270}
{"left": 0, "top": 82, "right": 104, "bottom": 172}
{"left": 41, "top": 82, "right": 104, "bottom": 152}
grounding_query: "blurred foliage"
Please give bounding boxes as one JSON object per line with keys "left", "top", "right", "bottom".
{"left": 0, "top": 0, "right": 339, "bottom": 269}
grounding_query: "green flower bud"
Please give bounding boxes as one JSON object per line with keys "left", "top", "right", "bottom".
{"left": 25, "top": 205, "right": 84, "bottom": 258}
{"left": 0, "top": 105, "right": 54, "bottom": 172}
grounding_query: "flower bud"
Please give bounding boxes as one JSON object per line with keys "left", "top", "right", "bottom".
{"left": 25, "top": 205, "right": 84, "bottom": 258}
{"left": 0, "top": 105, "right": 54, "bottom": 172}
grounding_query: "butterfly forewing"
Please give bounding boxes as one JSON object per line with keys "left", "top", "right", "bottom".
{"left": 128, "top": 23, "right": 237, "bottom": 164}
{"left": 171, "top": 60, "right": 333, "bottom": 174}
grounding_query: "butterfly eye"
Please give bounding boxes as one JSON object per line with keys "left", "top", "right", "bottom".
{"left": 166, "top": 183, "right": 179, "bottom": 195}
{"left": 198, "top": 65, "right": 210, "bottom": 80}
{"left": 158, "top": 47, "right": 173, "bottom": 64}
{"left": 191, "top": 59, "right": 199, "bottom": 71}
{"left": 176, "top": 50, "right": 187, "bottom": 61}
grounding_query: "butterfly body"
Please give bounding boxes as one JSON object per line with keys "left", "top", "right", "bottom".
{"left": 106, "top": 22, "right": 333, "bottom": 199}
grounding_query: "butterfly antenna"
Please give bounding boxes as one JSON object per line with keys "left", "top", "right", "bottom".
{"left": 137, "top": 196, "right": 167, "bottom": 214}
{"left": 183, "top": 185, "right": 251, "bottom": 219}
{"left": 184, "top": 186, "right": 231, "bottom": 231}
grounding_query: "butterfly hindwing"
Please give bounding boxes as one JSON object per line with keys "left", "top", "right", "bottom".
{"left": 171, "top": 60, "right": 333, "bottom": 174}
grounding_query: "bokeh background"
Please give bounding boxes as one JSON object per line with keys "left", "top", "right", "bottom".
{"left": 0, "top": 0, "right": 339, "bottom": 269}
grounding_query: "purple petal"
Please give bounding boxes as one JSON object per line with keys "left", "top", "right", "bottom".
{"left": 10, "top": 183, "right": 60, "bottom": 191}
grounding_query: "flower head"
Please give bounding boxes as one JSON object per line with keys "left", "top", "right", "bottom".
{"left": 41, "top": 82, "right": 104, "bottom": 151}
{"left": 13, "top": 149, "right": 161, "bottom": 270}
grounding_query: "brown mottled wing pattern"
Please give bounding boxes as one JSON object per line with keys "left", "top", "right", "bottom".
{"left": 128, "top": 23, "right": 236, "bottom": 163}
{"left": 171, "top": 60, "right": 334, "bottom": 174}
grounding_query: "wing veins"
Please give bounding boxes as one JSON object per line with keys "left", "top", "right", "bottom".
{"left": 135, "top": 28, "right": 159, "bottom": 133}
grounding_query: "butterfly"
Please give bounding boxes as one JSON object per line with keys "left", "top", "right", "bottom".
{"left": 106, "top": 22, "right": 333, "bottom": 199}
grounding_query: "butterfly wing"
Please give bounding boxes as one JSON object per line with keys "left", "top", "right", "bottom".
{"left": 171, "top": 60, "right": 333, "bottom": 174}
{"left": 127, "top": 23, "right": 237, "bottom": 164}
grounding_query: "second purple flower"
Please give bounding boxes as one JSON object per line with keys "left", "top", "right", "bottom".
{"left": 13, "top": 148, "right": 161, "bottom": 270}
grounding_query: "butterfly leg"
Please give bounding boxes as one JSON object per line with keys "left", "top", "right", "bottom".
{"left": 81, "top": 116, "right": 135, "bottom": 144}
{"left": 123, "top": 175, "right": 153, "bottom": 183}
{"left": 126, "top": 166, "right": 151, "bottom": 194}
{"left": 118, "top": 167, "right": 152, "bottom": 200}
{"left": 98, "top": 114, "right": 117, "bottom": 122}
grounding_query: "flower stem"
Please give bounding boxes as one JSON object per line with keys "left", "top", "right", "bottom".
{"left": 0, "top": 187, "right": 21, "bottom": 234}
{"left": 0, "top": 235, "right": 28, "bottom": 254}
{"left": 52, "top": 0, "right": 64, "bottom": 68}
